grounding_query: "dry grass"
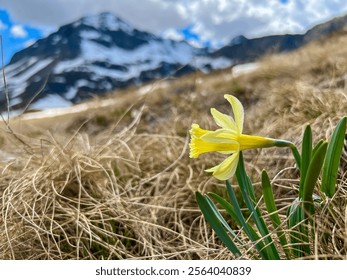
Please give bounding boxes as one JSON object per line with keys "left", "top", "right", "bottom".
{"left": 1, "top": 31, "right": 347, "bottom": 259}
{"left": 0, "top": 105, "right": 230, "bottom": 260}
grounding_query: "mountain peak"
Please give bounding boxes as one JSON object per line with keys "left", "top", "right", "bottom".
{"left": 78, "top": 12, "right": 133, "bottom": 33}
{"left": 229, "top": 35, "right": 247, "bottom": 46}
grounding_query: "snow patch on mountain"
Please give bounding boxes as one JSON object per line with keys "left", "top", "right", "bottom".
{"left": 29, "top": 94, "right": 72, "bottom": 110}
{"left": 53, "top": 58, "right": 84, "bottom": 74}
{"left": 52, "top": 37, "right": 203, "bottom": 83}
{"left": 51, "top": 35, "right": 62, "bottom": 45}
{"left": 232, "top": 63, "right": 259, "bottom": 77}
{"left": 81, "top": 12, "right": 134, "bottom": 33}
{"left": 79, "top": 39, "right": 196, "bottom": 65}
{"left": 5, "top": 56, "right": 38, "bottom": 74}
{"left": 4, "top": 57, "right": 54, "bottom": 99}
{"left": 80, "top": 30, "right": 102, "bottom": 40}
{"left": 64, "top": 87, "right": 78, "bottom": 99}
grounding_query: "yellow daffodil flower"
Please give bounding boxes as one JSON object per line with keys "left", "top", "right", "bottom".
{"left": 189, "top": 94, "right": 292, "bottom": 180}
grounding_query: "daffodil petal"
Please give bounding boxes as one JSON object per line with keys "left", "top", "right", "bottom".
{"left": 201, "top": 129, "right": 239, "bottom": 144}
{"left": 210, "top": 108, "right": 237, "bottom": 130}
{"left": 205, "top": 152, "right": 240, "bottom": 180}
{"left": 224, "top": 95, "right": 244, "bottom": 134}
{"left": 189, "top": 136, "right": 238, "bottom": 158}
{"left": 238, "top": 134, "right": 277, "bottom": 150}
{"left": 190, "top": 123, "right": 209, "bottom": 138}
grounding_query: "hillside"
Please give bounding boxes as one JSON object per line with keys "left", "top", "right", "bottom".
{"left": 1, "top": 30, "right": 347, "bottom": 259}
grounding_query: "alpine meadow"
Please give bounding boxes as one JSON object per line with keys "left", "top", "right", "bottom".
{"left": 1, "top": 28, "right": 347, "bottom": 260}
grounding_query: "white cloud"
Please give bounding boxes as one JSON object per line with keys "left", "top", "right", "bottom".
{"left": 10, "top": 25, "right": 28, "bottom": 38}
{"left": 162, "top": 28, "right": 184, "bottom": 41}
{"left": 1, "top": 0, "right": 347, "bottom": 46}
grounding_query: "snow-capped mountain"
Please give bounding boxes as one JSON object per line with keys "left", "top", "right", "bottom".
{"left": 1, "top": 12, "right": 231, "bottom": 112}
{"left": 2, "top": 12, "right": 347, "bottom": 112}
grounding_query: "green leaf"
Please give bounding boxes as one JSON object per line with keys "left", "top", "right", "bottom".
{"left": 196, "top": 192, "right": 242, "bottom": 257}
{"left": 302, "top": 141, "right": 327, "bottom": 214}
{"left": 246, "top": 176, "right": 256, "bottom": 201}
{"left": 209, "top": 192, "right": 260, "bottom": 245}
{"left": 291, "top": 145, "right": 301, "bottom": 170}
{"left": 321, "top": 116, "right": 347, "bottom": 197}
{"left": 299, "top": 125, "right": 312, "bottom": 198}
{"left": 205, "top": 195, "right": 243, "bottom": 243}
{"left": 298, "top": 141, "right": 327, "bottom": 256}
{"left": 312, "top": 140, "right": 324, "bottom": 157}
{"left": 226, "top": 181, "right": 269, "bottom": 259}
{"left": 287, "top": 198, "right": 306, "bottom": 258}
{"left": 261, "top": 170, "right": 290, "bottom": 259}
{"left": 208, "top": 193, "right": 240, "bottom": 226}
{"left": 235, "top": 153, "right": 280, "bottom": 260}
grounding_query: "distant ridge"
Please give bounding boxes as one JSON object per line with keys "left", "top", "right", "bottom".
{"left": 213, "top": 13, "right": 347, "bottom": 63}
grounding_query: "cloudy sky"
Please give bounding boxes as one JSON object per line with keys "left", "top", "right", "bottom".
{"left": 1, "top": 0, "right": 347, "bottom": 64}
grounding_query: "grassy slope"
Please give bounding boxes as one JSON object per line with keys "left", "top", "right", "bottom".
{"left": 1, "top": 31, "right": 347, "bottom": 259}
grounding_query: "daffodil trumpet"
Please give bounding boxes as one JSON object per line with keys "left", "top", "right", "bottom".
{"left": 189, "top": 94, "right": 294, "bottom": 180}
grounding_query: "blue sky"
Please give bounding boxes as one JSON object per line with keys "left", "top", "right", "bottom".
{"left": 0, "top": 9, "right": 42, "bottom": 65}
{"left": 1, "top": 0, "right": 347, "bottom": 65}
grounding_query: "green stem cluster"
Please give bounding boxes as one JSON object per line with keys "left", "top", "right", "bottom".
{"left": 196, "top": 116, "right": 346, "bottom": 259}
